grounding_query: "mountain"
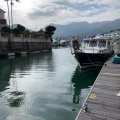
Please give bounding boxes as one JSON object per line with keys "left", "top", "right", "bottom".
{"left": 53, "top": 19, "right": 120, "bottom": 37}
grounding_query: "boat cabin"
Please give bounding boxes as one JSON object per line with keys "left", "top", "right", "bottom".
{"left": 81, "top": 38, "right": 112, "bottom": 53}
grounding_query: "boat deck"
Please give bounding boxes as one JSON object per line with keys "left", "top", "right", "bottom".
{"left": 75, "top": 60, "right": 120, "bottom": 120}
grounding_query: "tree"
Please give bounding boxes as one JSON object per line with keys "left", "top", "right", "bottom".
{"left": 1, "top": 26, "right": 11, "bottom": 36}
{"left": 17, "top": 24, "right": 25, "bottom": 34}
{"left": 13, "top": 28, "right": 19, "bottom": 36}
{"left": 13, "top": 24, "right": 25, "bottom": 36}
{"left": 31, "top": 31, "right": 38, "bottom": 38}
{"left": 45, "top": 25, "right": 56, "bottom": 42}
{"left": 23, "top": 29, "right": 31, "bottom": 38}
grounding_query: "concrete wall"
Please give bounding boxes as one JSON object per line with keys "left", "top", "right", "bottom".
{"left": 0, "top": 36, "right": 52, "bottom": 53}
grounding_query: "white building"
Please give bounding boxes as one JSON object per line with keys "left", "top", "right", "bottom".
{"left": 0, "top": 8, "right": 5, "bottom": 19}
{"left": 0, "top": 8, "right": 6, "bottom": 29}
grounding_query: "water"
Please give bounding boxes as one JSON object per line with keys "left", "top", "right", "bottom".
{"left": 0, "top": 47, "right": 101, "bottom": 120}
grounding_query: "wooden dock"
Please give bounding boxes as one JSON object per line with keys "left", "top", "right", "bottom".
{"left": 76, "top": 60, "right": 120, "bottom": 120}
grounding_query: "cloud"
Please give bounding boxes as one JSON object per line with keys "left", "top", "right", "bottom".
{"left": 27, "top": 0, "right": 109, "bottom": 23}
{"left": 28, "top": 4, "right": 61, "bottom": 19}
{"left": 0, "top": 0, "right": 120, "bottom": 30}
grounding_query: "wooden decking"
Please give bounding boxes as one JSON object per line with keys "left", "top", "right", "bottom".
{"left": 76, "top": 60, "right": 120, "bottom": 120}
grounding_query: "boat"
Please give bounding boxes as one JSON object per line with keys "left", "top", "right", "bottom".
{"left": 52, "top": 39, "right": 59, "bottom": 47}
{"left": 59, "top": 39, "right": 67, "bottom": 46}
{"left": 72, "top": 38, "right": 114, "bottom": 68}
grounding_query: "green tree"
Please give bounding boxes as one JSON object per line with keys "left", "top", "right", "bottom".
{"left": 13, "top": 28, "right": 19, "bottom": 36}
{"left": 45, "top": 25, "right": 56, "bottom": 42}
{"left": 31, "top": 31, "right": 38, "bottom": 38}
{"left": 13, "top": 24, "right": 25, "bottom": 36}
{"left": 23, "top": 29, "right": 31, "bottom": 38}
{"left": 17, "top": 24, "right": 25, "bottom": 34}
{"left": 1, "top": 26, "right": 11, "bottom": 36}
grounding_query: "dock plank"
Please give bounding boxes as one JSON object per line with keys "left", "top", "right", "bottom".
{"left": 76, "top": 60, "right": 120, "bottom": 120}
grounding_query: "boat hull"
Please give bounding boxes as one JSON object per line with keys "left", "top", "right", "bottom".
{"left": 74, "top": 51, "right": 113, "bottom": 68}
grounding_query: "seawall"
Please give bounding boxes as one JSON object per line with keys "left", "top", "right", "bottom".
{"left": 0, "top": 36, "right": 52, "bottom": 56}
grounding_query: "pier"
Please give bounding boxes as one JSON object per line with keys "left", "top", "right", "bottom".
{"left": 76, "top": 60, "right": 120, "bottom": 120}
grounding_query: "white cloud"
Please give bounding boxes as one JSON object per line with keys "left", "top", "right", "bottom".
{"left": 86, "top": 8, "right": 120, "bottom": 23}
{"left": 0, "top": 0, "right": 120, "bottom": 30}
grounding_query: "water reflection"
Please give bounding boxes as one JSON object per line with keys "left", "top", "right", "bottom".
{"left": 71, "top": 66, "right": 101, "bottom": 104}
{"left": 0, "top": 56, "right": 32, "bottom": 90}
{"left": 0, "top": 48, "right": 101, "bottom": 120}
{"left": 0, "top": 51, "right": 54, "bottom": 108}
{"left": 0, "top": 59, "right": 27, "bottom": 108}
{"left": 8, "top": 91, "right": 25, "bottom": 107}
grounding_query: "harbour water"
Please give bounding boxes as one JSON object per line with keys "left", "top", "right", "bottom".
{"left": 0, "top": 47, "right": 101, "bottom": 120}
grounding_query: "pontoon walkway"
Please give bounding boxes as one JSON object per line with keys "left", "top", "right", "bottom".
{"left": 76, "top": 60, "right": 120, "bottom": 120}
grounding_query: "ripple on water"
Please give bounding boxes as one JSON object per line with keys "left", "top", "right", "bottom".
{"left": 0, "top": 48, "right": 101, "bottom": 120}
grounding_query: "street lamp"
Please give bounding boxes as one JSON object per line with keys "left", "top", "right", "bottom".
{"left": 5, "top": 0, "right": 10, "bottom": 28}
{"left": 10, "top": 0, "right": 20, "bottom": 31}
{"left": 5, "top": 0, "right": 20, "bottom": 51}
{"left": 5, "top": 0, "right": 20, "bottom": 32}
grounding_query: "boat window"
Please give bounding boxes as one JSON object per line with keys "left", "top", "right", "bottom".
{"left": 98, "top": 41, "right": 106, "bottom": 47}
{"left": 107, "top": 41, "right": 111, "bottom": 49}
{"left": 108, "top": 41, "right": 110, "bottom": 46}
{"left": 83, "top": 41, "right": 89, "bottom": 47}
{"left": 89, "top": 41, "right": 97, "bottom": 47}
{"left": 84, "top": 41, "right": 89, "bottom": 44}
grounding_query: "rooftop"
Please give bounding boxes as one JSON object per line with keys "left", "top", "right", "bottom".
{"left": 0, "top": 8, "right": 5, "bottom": 13}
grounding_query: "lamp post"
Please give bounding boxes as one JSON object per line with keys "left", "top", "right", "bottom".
{"left": 5, "top": 0, "right": 10, "bottom": 28}
{"left": 10, "top": 0, "right": 13, "bottom": 31}
{"left": 5, "top": 0, "right": 11, "bottom": 51}
{"left": 5, "top": 0, "right": 20, "bottom": 51}
{"left": 10, "top": 0, "right": 20, "bottom": 36}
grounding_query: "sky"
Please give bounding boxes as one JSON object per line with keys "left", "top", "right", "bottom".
{"left": 0, "top": 0, "right": 120, "bottom": 30}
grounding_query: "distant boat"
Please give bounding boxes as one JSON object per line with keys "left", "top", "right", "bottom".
{"left": 52, "top": 39, "right": 59, "bottom": 46}
{"left": 72, "top": 38, "right": 114, "bottom": 68}
{"left": 59, "top": 39, "right": 67, "bottom": 46}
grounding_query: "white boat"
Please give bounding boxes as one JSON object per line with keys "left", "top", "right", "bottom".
{"left": 52, "top": 39, "right": 59, "bottom": 46}
{"left": 72, "top": 38, "right": 114, "bottom": 68}
{"left": 59, "top": 39, "right": 67, "bottom": 46}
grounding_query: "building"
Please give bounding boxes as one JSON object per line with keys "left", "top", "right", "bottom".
{"left": 37, "top": 29, "right": 50, "bottom": 39}
{"left": 95, "top": 30, "right": 120, "bottom": 53}
{"left": 0, "top": 8, "right": 7, "bottom": 29}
